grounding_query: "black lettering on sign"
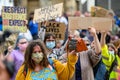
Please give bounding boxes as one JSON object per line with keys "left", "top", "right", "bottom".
{"left": 57, "top": 23, "right": 60, "bottom": 27}
{"left": 47, "top": 22, "right": 60, "bottom": 28}
{"left": 46, "top": 28, "right": 50, "bottom": 32}
{"left": 55, "top": 34, "right": 61, "bottom": 38}
{"left": 3, "top": 7, "right": 26, "bottom": 13}
{"left": 9, "top": 20, "right": 25, "bottom": 26}
{"left": 46, "top": 28, "right": 59, "bottom": 33}
{"left": 9, "top": 20, "right": 13, "bottom": 26}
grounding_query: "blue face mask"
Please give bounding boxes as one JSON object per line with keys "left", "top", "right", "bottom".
{"left": 46, "top": 41, "right": 55, "bottom": 49}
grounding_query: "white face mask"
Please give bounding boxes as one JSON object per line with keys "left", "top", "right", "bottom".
{"left": 32, "top": 52, "right": 43, "bottom": 64}
{"left": 109, "top": 50, "right": 115, "bottom": 55}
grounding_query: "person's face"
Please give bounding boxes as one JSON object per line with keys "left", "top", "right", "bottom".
{"left": 45, "top": 36, "right": 55, "bottom": 49}
{"left": 108, "top": 46, "right": 115, "bottom": 55}
{"left": 108, "top": 46, "right": 114, "bottom": 51}
{"left": 17, "top": 38, "right": 28, "bottom": 51}
{"left": 0, "top": 61, "right": 10, "bottom": 80}
{"left": 83, "top": 39, "right": 91, "bottom": 49}
{"left": 32, "top": 45, "right": 44, "bottom": 64}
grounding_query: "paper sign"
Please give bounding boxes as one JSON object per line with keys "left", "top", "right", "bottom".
{"left": 2, "top": 6, "right": 27, "bottom": 32}
{"left": 40, "top": 21, "right": 66, "bottom": 40}
{"left": 33, "top": 3, "right": 63, "bottom": 23}
{"left": 91, "top": 6, "right": 109, "bottom": 17}
{"left": 69, "top": 17, "right": 112, "bottom": 31}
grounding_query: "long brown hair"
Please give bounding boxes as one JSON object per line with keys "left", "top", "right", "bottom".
{"left": 24, "top": 40, "right": 49, "bottom": 69}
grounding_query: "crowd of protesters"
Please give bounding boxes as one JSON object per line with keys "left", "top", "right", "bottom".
{"left": 0, "top": 8, "right": 120, "bottom": 80}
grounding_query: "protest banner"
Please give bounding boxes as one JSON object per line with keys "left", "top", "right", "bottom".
{"left": 33, "top": 3, "right": 63, "bottom": 23}
{"left": 69, "top": 17, "right": 112, "bottom": 32}
{"left": 2, "top": 6, "right": 27, "bottom": 32}
{"left": 91, "top": 6, "right": 109, "bottom": 17}
{"left": 39, "top": 21, "right": 66, "bottom": 40}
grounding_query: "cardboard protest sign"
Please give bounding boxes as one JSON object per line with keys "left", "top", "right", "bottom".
{"left": 91, "top": 6, "right": 109, "bottom": 17}
{"left": 40, "top": 21, "right": 66, "bottom": 40}
{"left": 69, "top": 17, "right": 112, "bottom": 32}
{"left": 2, "top": 6, "right": 27, "bottom": 32}
{"left": 33, "top": 3, "right": 63, "bottom": 23}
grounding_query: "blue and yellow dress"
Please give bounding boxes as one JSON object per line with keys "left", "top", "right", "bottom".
{"left": 31, "top": 68, "right": 57, "bottom": 80}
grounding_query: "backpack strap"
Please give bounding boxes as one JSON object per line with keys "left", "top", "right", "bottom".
{"left": 109, "top": 56, "right": 117, "bottom": 73}
{"left": 105, "top": 56, "right": 117, "bottom": 80}
{"left": 23, "top": 65, "right": 28, "bottom": 78}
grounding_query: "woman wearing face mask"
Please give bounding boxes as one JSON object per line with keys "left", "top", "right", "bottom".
{"left": 100, "top": 32, "right": 120, "bottom": 80}
{"left": 44, "top": 33, "right": 60, "bottom": 59}
{"left": 107, "top": 43, "right": 117, "bottom": 55}
{"left": 8, "top": 35, "right": 28, "bottom": 80}
{"left": 16, "top": 40, "right": 78, "bottom": 80}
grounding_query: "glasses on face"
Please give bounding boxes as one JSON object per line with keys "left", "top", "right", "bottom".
{"left": 19, "top": 42, "right": 27, "bottom": 44}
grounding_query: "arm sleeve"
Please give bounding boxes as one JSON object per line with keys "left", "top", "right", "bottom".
{"left": 101, "top": 44, "right": 115, "bottom": 70}
{"left": 15, "top": 65, "right": 25, "bottom": 80}
{"left": 53, "top": 54, "right": 78, "bottom": 80}
{"left": 88, "top": 49, "right": 101, "bottom": 67}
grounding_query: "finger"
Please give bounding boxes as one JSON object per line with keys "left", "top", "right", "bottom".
{"left": 70, "top": 50, "right": 75, "bottom": 53}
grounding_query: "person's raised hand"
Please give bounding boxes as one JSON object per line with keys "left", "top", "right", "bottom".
{"left": 88, "top": 27, "right": 96, "bottom": 37}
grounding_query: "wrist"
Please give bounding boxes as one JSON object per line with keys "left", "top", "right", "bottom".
{"left": 93, "top": 33, "right": 97, "bottom": 37}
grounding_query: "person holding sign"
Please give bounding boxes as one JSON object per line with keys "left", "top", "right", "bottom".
{"left": 15, "top": 40, "right": 78, "bottom": 80}
{"left": 100, "top": 31, "right": 120, "bottom": 80}
{"left": 28, "top": 12, "right": 39, "bottom": 40}
{"left": 74, "top": 27, "right": 101, "bottom": 80}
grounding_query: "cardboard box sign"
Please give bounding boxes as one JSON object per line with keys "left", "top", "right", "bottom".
{"left": 33, "top": 3, "right": 63, "bottom": 23}
{"left": 91, "top": 6, "right": 109, "bottom": 17}
{"left": 2, "top": 6, "right": 27, "bottom": 32}
{"left": 39, "top": 21, "right": 66, "bottom": 40}
{"left": 68, "top": 17, "right": 112, "bottom": 32}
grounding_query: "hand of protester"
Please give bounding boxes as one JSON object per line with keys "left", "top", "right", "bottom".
{"left": 101, "top": 31, "right": 107, "bottom": 37}
{"left": 69, "top": 50, "right": 76, "bottom": 55}
{"left": 88, "top": 27, "right": 96, "bottom": 36}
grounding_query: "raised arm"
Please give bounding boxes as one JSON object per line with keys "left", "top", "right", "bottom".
{"left": 53, "top": 50, "right": 78, "bottom": 80}
{"left": 88, "top": 27, "right": 101, "bottom": 55}
{"left": 100, "top": 32, "right": 107, "bottom": 47}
